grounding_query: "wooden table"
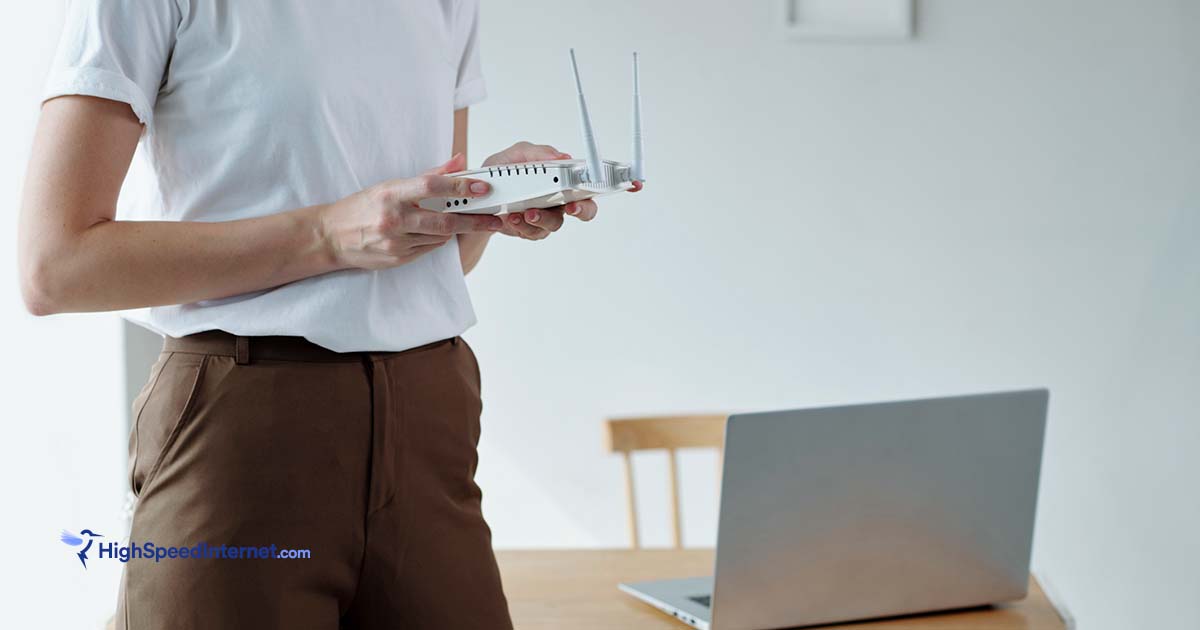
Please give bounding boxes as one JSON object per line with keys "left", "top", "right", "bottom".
{"left": 495, "top": 549, "right": 1069, "bottom": 629}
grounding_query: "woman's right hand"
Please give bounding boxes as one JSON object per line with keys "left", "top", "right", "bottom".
{"left": 318, "top": 156, "right": 502, "bottom": 271}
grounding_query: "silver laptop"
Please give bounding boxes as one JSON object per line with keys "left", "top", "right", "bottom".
{"left": 619, "top": 389, "right": 1048, "bottom": 630}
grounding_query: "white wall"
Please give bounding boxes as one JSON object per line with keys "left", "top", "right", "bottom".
{"left": 464, "top": 2, "right": 1199, "bottom": 629}
{"left": 0, "top": 5, "right": 128, "bottom": 629}
{"left": 2, "top": 1, "right": 1195, "bottom": 629}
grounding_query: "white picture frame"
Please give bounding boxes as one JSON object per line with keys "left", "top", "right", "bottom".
{"left": 778, "top": 0, "right": 914, "bottom": 42}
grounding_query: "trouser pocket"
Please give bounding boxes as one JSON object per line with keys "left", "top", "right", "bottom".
{"left": 127, "top": 352, "right": 209, "bottom": 498}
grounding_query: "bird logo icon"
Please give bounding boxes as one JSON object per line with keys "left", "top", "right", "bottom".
{"left": 60, "top": 529, "right": 103, "bottom": 569}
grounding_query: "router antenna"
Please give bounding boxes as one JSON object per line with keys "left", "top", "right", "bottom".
{"left": 569, "top": 48, "right": 604, "bottom": 184}
{"left": 631, "top": 52, "right": 645, "bottom": 182}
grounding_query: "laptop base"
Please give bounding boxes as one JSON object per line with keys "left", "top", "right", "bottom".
{"left": 619, "top": 576, "right": 713, "bottom": 629}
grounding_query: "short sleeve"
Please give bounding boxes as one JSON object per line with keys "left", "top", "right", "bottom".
{"left": 452, "top": 0, "right": 487, "bottom": 110}
{"left": 43, "top": 0, "right": 181, "bottom": 127}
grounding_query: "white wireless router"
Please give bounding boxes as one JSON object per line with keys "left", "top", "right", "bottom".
{"left": 420, "top": 49, "right": 645, "bottom": 215}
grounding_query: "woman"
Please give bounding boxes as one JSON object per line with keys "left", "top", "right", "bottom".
{"left": 19, "top": 2, "right": 636, "bottom": 628}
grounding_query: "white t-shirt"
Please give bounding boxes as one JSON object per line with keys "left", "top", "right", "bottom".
{"left": 44, "top": 0, "right": 487, "bottom": 352}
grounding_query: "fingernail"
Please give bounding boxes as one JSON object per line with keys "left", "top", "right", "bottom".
{"left": 566, "top": 203, "right": 579, "bottom": 215}
{"left": 470, "top": 182, "right": 489, "bottom": 194}
{"left": 528, "top": 210, "right": 540, "bottom": 223}
{"left": 509, "top": 213, "right": 522, "bottom": 224}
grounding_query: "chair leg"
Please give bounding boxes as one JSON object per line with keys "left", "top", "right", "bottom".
{"left": 667, "top": 448, "right": 682, "bottom": 549}
{"left": 716, "top": 447, "right": 724, "bottom": 495}
{"left": 622, "top": 451, "right": 641, "bottom": 549}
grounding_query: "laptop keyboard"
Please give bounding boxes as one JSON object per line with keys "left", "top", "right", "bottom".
{"left": 688, "top": 594, "right": 712, "bottom": 608}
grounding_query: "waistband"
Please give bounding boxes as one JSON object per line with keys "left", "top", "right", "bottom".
{"left": 163, "top": 330, "right": 457, "bottom": 365}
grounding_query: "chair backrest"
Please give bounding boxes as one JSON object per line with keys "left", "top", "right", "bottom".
{"left": 604, "top": 414, "right": 727, "bottom": 548}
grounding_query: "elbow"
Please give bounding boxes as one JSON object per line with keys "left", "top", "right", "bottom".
{"left": 19, "top": 255, "right": 67, "bottom": 316}
{"left": 22, "top": 297, "right": 60, "bottom": 318}
{"left": 20, "top": 218, "right": 112, "bottom": 315}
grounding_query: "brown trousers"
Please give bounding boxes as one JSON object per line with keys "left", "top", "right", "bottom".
{"left": 116, "top": 332, "right": 512, "bottom": 629}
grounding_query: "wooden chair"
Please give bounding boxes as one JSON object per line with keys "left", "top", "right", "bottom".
{"left": 604, "top": 414, "right": 727, "bottom": 549}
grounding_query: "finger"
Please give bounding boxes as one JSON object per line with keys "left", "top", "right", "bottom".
{"left": 409, "top": 208, "right": 503, "bottom": 235}
{"left": 504, "top": 212, "right": 551, "bottom": 240}
{"left": 520, "top": 142, "right": 570, "bottom": 162}
{"left": 424, "top": 153, "right": 467, "bottom": 176}
{"left": 497, "top": 142, "right": 572, "bottom": 165}
{"left": 408, "top": 233, "right": 454, "bottom": 246}
{"left": 539, "top": 145, "right": 572, "bottom": 161}
{"left": 562, "top": 199, "right": 598, "bottom": 222}
{"left": 406, "top": 240, "right": 452, "bottom": 259}
{"left": 524, "top": 208, "right": 565, "bottom": 232}
{"left": 400, "top": 173, "right": 491, "bottom": 201}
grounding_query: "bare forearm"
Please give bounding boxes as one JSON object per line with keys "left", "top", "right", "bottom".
{"left": 21, "top": 206, "right": 340, "bottom": 314}
{"left": 18, "top": 96, "right": 346, "bottom": 314}
{"left": 18, "top": 98, "right": 501, "bottom": 314}
{"left": 450, "top": 108, "right": 493, "bottom": 275}
{"left": 458, "top": 232, "right": 493, "bottom": 274}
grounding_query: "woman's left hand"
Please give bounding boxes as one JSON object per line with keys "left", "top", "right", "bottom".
{"left": 481, "top": 141, "right": 642, "bottom": 241}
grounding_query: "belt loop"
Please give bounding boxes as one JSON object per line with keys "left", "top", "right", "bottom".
{"left": 235, "top": 336, "right": 250, "bottom": 365}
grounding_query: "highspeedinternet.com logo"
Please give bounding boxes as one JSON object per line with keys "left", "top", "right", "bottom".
{"left": 59, "top": 529, "right": 311, "bottom": 569}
